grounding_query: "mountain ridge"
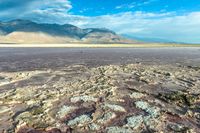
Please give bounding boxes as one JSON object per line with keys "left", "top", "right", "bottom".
{"left": 0, "top": 19, "right": 137, "bottom": 44}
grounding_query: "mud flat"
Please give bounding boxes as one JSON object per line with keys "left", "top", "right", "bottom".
{"left": 0, "top": 48, "right": 200, "bottom": 133}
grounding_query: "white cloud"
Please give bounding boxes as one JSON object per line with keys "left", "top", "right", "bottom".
{"left": 0, "top": 0, "right": 72, "bottom": 22}
{"left": 115, "top": 0, "right": 158, "bottom": 10}
{"left": 72, "top": 11, "right": 200, "bottom": 43}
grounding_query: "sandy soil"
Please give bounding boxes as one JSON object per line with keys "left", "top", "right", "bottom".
{"left": 0, "top": 48, "right": 199, "bottom": 133}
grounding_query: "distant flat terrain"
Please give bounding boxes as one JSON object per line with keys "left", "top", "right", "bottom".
{"left": 0, "top": 48, "right": 200, "bottom": 132}
{"left": 0, "top": 43, "right": 200, "bottom": 48}
{"left": 0, "top": 47, "right": 199, "bottom": 72}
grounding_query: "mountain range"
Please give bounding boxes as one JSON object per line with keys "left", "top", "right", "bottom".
{"left": 0, "top": 20, "right": 137, "bottom": 44}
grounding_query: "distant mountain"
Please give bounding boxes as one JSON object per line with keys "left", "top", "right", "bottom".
{"left": 0, "top": 19, "right": 137, "bottom": 44}
{"left": 122, "top": 34, "right": 185, "bottom": 44}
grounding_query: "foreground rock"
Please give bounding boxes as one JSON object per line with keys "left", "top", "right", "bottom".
{"left": 0, "top": 64, "right": 199, "bottom": 132}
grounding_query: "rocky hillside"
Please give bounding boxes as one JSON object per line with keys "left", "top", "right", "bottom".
{"left": 0, "top": 20, "right": 136, "bottom": 44}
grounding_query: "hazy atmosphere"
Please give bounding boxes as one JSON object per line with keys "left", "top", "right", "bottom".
{"left": 0, "top": 0, "right": 200, "bottom": 43}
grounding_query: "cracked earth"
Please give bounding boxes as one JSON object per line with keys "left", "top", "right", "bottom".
{"left": 0, "top": 63, "right": 200, "bottom": 133}
{"left": 0, "top": 48, "right": 200, "bottom": 133}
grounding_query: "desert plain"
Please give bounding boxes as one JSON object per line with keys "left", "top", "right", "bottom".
{"left": 0, "top": 47, "right": 200, "bottom": 133}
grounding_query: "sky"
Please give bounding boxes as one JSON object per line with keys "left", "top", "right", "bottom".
{"left": 0, "top": 0, "right": 200, "bottom": 43}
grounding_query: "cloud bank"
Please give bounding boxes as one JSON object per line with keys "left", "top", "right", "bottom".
{"left": 77, "top": 12, "right": 200, "bottom": 43}
{"left": 0, "top": 0, "right": 72, "bottom": 23}
{"left": 0, "top": 0, "right": 200, "bottom": 43}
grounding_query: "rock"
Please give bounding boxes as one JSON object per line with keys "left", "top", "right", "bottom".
{"left": 70, "top": 95, "right": 98, "bottom": 103}
{"left": 67, "top": 114, "right": 92, "bottom": 127}
{"left": 129, "top": 92, "right": 145, "bottom": 99}
{"left": 135, "top": 101, "right": 160, "bottom": 118}
{"left": 125, "top": 115, "right": 143, "bottom": 129}
{"left": 46, "top": 128, "right": 62, "bottom": 133}
{"left": 0, "top": 105, "right": 10, "bottom": 114}
{"left": 57, "top": 105, "right": 77, "bottom": 118}
{"left": 97, "top": 112, "right": 116, "bottom": 124}
{"left": 143, "top": 116, "right": 160, "bottom": 129}
{"left": 168, "top": 123, "right": 189, "bottom": 132}
{"left": 103, "top": 103, "right": 126, "bottom": 112}
{"left": 88, "top": 123, "right": 101, "bottom": 131}
{"left": 106, "top": 126, "right": 132, "bottom": 133}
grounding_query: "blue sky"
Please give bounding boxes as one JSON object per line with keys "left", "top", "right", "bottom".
{"left": 0, "top": 0, "right": 200, "bottom": 43}
{"left": 70, "top": 0, "right": 200, "bottom": 16}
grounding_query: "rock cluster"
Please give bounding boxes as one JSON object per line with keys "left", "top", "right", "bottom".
{"left": 0, "top": 64, "right": 199, "bottom": 132}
